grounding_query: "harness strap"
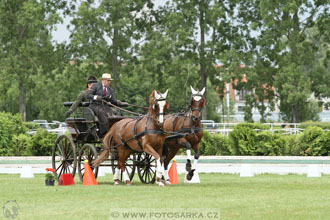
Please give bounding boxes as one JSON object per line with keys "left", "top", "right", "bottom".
{"left": 134, "top": 116, "right": 144, "bottom": 150}
{"left": 172, "top": 114, "right": 180, "bottom": 132}
{"left": 177, "top": 127, "right": 203, "bottom": 134}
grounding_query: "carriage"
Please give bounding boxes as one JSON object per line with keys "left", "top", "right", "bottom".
{"left": 52, "top": 101, "right": 157, "bottom": 184}
{"left": 52, "top": 87, "right": 205, "bottom": 186}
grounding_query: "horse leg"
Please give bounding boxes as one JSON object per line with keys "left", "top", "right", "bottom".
{"left": 182, "top": 140, "right": 192, "bottom": 172}
{"left": 113, "top": 147, "right": 122, "bottom": 185}
{"left": 175, "top": 139, "right": 194, "bottom": 183}
{"left": 114, "top": 146, "right": 126, "bottom": 185}
{"left": 143, "top": 144, "right": 165, "bottom": 187}
{"left": 185, "top": 143, "right": 201, "bottom": 182}
{"left": 121, "top": 150, "right": 133, "bottom": 186}
{"left": 113, "top": 166, "right": 121, "bottom": 185}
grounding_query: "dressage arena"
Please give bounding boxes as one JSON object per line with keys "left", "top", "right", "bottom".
{"left": 1, "top": 156, "right": 330, "bottom": 220}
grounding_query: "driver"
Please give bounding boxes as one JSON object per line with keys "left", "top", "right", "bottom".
{"left": 87, "top": 73, "right": 128, "bottom": 137}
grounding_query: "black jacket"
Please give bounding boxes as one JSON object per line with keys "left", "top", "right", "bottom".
{"left": 87, "top": 82, "right": 119, "bottom": 106}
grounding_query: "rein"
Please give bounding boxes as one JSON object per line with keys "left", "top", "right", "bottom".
{"left": 125, "top": 103, "right": 149, "bottom": 109}
{"left": 102, "top": 100, "right": 143, "bottom": 116}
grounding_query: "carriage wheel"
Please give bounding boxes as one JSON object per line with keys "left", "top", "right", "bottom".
{"left": 77, "top": 144, "right": 99, "bottom": 182}
{"left": 137, "top": 152, "right": 156, "bottom": 184}
{"left": 110, "top": 153, "right": 136, "bottom": 181}
{"left": 52, "top": 135, "right": 77, "bottom": 181}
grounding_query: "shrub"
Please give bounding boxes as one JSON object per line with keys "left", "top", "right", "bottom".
{"left": 10, "top": 134, "right": 31, "bottom": 156}
{"left": 228, "top": 123, "right": 268, "bottom": 155}
{"left": 298, "top": 121, "right": 330, "bottom": 130}
{"left": 26, "top": 129, "right": 57, "bottom": 156}
{"left": 255, "top": 131, "right": 287, "bottom": 156}
{"left": 292, "top": 126, "right": 325, "bottom": 156}
{"left": 315, "top": 131, "right": 330, "bottom": 156}
{"left": 0, "top": 112, "right": 28, "bottom": 155}
{"left": 201, "top": 131, "right": 230, "bottom": 155}
{"left": 24, "top": 122, "right": 40, "bottom": 130}
{"left": 280, "top": 135, "right": 297, "bottom": 155}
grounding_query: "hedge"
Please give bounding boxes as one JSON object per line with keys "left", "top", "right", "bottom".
{"left": 201, "top": 124, "right": 330, "bottom": 156}
{"left": 0, "top": 112, "right": 56, "bottom": 156}
{"left": 2, "top": 111, "right": 330, "bottom": 156}
{"left": 0, "top": 112, "right": 28, "bottom": 155}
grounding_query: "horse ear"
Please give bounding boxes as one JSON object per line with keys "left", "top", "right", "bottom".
{"left": 200, "top": 87, "right": 205, "bottom": 96}
{"left": 190, "top": 85, "right": 198, "bottom": 95}
{"left": 154, "top": 90, "right": 161, "bottom": 99}
{"left": 162, "top": 89, "right": 168, "bottom": 98}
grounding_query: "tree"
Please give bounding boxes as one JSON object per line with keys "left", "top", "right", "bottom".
{"left": 0, "top": 0, "right": 69, "bottom": 121}
{"left": 69, "top": 0, "right": 154, "bottom": 91}
{"left": 233, "top": 0, "right": 330, "bottom": 122}
{"left": 159, "top": 0, "right": 236, "bottom": 119}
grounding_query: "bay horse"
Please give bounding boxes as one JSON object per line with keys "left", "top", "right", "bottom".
{"left": 163, "top": 86, "right": 205, "bottom": 184}
{"left": 92, "top": 90, "right": 170, "bottom": 186}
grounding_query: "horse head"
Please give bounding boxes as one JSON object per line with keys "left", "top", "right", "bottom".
{"left": 190, "top": 86, "right": 206, "bottom": 122}
{"left": 149, "top": 89, "right": 170, "bottom": 126}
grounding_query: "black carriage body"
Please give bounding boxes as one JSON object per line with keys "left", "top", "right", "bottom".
{"left": 64, "top": 101, "right": 128, "bottom": 143}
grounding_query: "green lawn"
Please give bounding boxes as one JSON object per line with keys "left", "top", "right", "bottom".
{"left": 1, "top": 173, "right": 330, "bottom": 220}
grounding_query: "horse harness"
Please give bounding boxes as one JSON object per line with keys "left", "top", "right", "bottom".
{"left": 116, "top": 113, "right": 165, "bottom": 152}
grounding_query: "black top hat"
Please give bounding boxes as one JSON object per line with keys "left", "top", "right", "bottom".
{"left": 87, "top": 76, "right": 97, "bottom": 84}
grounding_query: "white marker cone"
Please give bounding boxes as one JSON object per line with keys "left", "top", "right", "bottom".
{"left": 20, "top": 166, "right": 34, "bottom": 178}
{"left": 97, "top": 167, "right": 105, "bottom": 177}
{"left": 307, "top": 164, "right": 321, "bottom": 177}
{"left": 240, "top": 164, "right": 254, "bottom": 177}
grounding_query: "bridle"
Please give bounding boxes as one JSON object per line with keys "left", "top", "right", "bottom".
{"left": 190, "top": 94, "right": 204, "bottom": 122}
{"left": 154, "top": 97, "right": 167, "bottom": 117}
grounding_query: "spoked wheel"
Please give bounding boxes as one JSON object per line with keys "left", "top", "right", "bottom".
{"left": 137, "top": 152, "right": 156, "bottom": 184}
{"left": 77, "top": 144, "right": 99, "bottom": 182}
{"left": 52, "top": 135, "right": 77, "bottom": 181}
{"left": 111, "top": 153, "right": 136, "bottom": 181}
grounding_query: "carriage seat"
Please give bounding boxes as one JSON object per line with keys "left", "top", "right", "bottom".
{"left": 83, "top": 107, "right": 98, "bottom": 122}
{"left": 63, "top": 102, "right": 90, "bottom": 107}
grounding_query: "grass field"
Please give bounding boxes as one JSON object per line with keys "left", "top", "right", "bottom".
{"left": 1, "top": 173, "right": 330, "bottom": 220}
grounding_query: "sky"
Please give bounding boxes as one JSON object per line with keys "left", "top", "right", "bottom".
{"left": 52, "top": 0, "right": 167, "bottom": 43}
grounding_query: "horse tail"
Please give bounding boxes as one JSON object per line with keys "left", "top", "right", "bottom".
{"left": 92, "top": 132, "right": 113, "bottom": 167}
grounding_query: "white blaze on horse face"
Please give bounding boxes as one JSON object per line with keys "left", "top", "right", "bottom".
{"left": 157, "top": 100, "right": 166, "bottom": 124}
{"left": 193, "top": 96, "right": 202, "bottom": 101}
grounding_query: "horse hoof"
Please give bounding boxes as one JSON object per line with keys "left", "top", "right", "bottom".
{"left": 125, "top": 180, "right": 131, "bottom": 186}
{"left": 114, "top": 179, "right": 120, "bottom": 185}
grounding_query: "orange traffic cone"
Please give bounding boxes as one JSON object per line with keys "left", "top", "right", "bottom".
{"left": 168, "top": 158, "right": 179, "bottom": 184}
{"left": 83, "top": 160, "right": 98, "bottom": 186}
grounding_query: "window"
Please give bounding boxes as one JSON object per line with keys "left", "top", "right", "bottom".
{"left": 238, "top": 89, "right": 250, "bottom": 100}
{"left": 237, "top": 106, "right": 245, "bottom": 112}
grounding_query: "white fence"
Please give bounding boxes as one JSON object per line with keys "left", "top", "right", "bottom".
{"left": 204, "top": 122, "right": 303, "bottom": 136}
